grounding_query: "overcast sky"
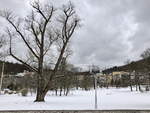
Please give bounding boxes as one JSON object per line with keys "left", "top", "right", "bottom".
{"left": 0, "top": 0, "right": 150, "bottom": 68}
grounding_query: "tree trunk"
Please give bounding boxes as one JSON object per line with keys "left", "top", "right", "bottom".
{"left": 65, "top": 87, "right": 69, "bottom": 96}
{"left": 129, "top": 75, "right": 133, "bottom": 92}
{"left": 35, "top": 73, "right": 45, "bottom": 102}
{"left": 35, "top": 84, "right": 46, "bottom": 102}
{"left": 130, "top": 84, "right": 133, "bottom": 91}
{"left": 138, "top": 84, "right": 142, "bottom": 92}
{"left": 55, "top": 89, "right": 58, "bottom": 96}
{"left": 59, "top": 87, "right": 62, "bottom": 96}
{"left": 35, "top": 92, "right": 45, "bottom": 102}
{"left": 35, "top": 78, "right": 46, "bottom": 102}
{"left": 136, "top": 84, "right": 138, "bottom": 91}
{"left": 64, "top": 87, "right": 66, "bottom": 95}
{"left": 93, "top": 78, "right": 95, "bottom": 89}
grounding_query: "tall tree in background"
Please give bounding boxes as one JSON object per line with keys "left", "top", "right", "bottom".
{"left": 1, "top": 1, "right": 80, "bottom": 102}
{"left": 0, "top": 35, "right": 7, "bottom": 94}
{"left": 141, "top": 48, "right": 150, "bottom": 59}
{"left": 140, "top": 48, "right": 150, "bottom": 72}
{"left": 124, "top": 59, "right": 133, "bottom": 91}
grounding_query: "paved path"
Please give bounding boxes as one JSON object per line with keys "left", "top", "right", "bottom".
{"left": 1, "top": 110, "right": 150, "bottom": 113}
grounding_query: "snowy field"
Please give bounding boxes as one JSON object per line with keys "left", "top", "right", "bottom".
{"left": 1, "top": 87, "right": 150, "bottom": 110}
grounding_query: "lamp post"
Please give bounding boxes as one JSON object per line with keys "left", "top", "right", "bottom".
{"left": 90, "top": 66, "right": 98, "bottom": 109}
{"left": 94, "top": 74, "right": 98, "bottom": 109}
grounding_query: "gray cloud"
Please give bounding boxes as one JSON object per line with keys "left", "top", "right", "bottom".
{"left": 69, "top": 0, "right": 150, "bottom": 68}
{"left": 0, "top": 0, "right": 150, "bottom": 68}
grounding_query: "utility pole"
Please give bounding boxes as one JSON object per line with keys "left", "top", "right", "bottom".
{"left": 0, "top": 62, "right": 5, "bottom": 94}
{"left": 94, "top": 75, "right": 98, "bottom": 109}
{"left": 90, "top": 65, "right": 98, "bottom": 109}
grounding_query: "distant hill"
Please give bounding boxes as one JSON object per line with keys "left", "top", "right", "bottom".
{"left": 0, "top": 61, "right": 30, "bottom": 75}
{"left": 103, "top": 58, "right": 150, "bottom": 74}
{"left": 2, "top": 57, "right": 150, "bottom": 75}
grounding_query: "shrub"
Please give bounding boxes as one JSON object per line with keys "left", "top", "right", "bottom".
{"left": 21, "top": 88, "right": 28, "bottom": 96}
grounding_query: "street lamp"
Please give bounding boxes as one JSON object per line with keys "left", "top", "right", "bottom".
{"left": 90, "top": 66, "right": 98, "bottom": 109}
{"left": 94, "top": 74, "right": 98, "bottom": 109}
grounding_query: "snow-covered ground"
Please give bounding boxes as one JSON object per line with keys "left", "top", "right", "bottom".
{"left": 1, "top": 87, "right": 150, "bottom": 110}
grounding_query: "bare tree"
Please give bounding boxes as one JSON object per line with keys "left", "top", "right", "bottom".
{"left": 41, "top": 2, "right": 80, "bottom": 101}
{"left": 1, "top": 1, "right": 80, "bottom": 101}
{"left": 141, "top": 48, "right": 150, "bottom": 59}
{"left": 0, "top": 35, "right": 7, "bottom": 94}
{"left": 124, "top": 59, "right": 131, "bottom": 65}
{"left": 140, "top": 48, "right": 150, "bottom": 73}
{"left": 124, "top": 59, "right": 133, "bottom": 91}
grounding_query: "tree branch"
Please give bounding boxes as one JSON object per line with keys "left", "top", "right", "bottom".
{"left": 7, "top": 18, "right": 40, "bottom": 60}
{"left": 31, "top": 22, "right": 41, "bottom": 48}
{"left": 7, "top": 29, "right": 38, "bottom": 72}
